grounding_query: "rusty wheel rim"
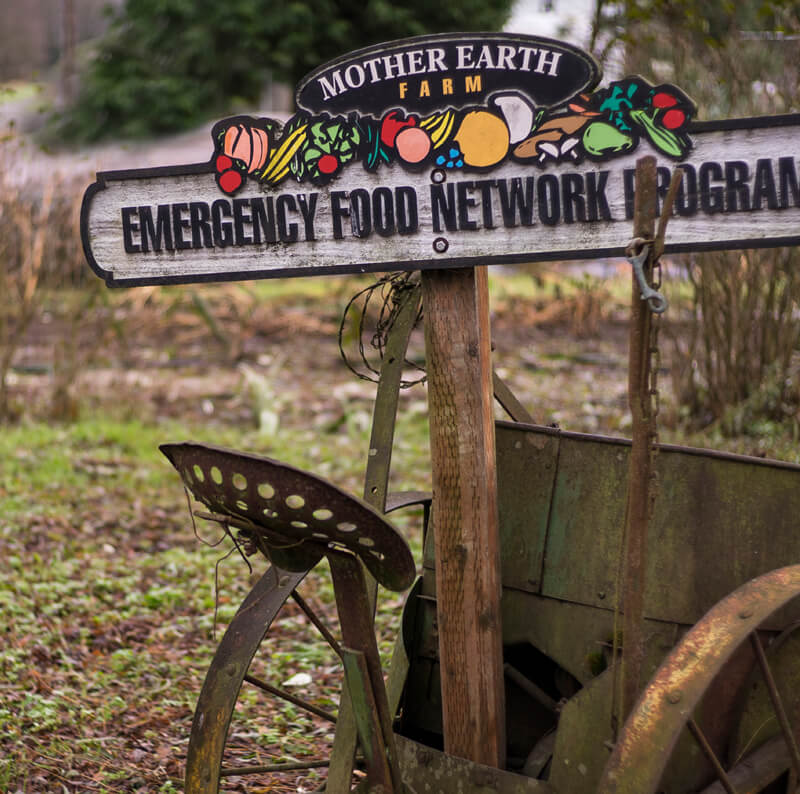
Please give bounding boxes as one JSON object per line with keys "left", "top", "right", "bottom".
{"left": 598, "top": 564, "right": 800, "bottom": 794}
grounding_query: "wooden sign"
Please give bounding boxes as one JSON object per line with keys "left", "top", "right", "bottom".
{"left": 81, "top": 34, "right": 800, "bottom": 286}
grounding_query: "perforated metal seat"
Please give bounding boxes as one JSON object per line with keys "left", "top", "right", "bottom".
{"left": 160, "top": 441, "right": 415, "bottom": 592}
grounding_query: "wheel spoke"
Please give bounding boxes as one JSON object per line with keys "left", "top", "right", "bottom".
{"left": 686, "top": 718, "right": 738, "bottom": 794}
{"left": 220, "top": 759, "right": 330, "bottom": 776}
{"left": 699, "top": 734, "right": 793, "bottom": 793}
{"left": 244, "top": 672, "right": 337, "bottom": 724}
{"left": 291, "top": 589, "right": 343, "bottom": 657}
{"left": 750, "top": 631, "right": 800, "bottom": 777}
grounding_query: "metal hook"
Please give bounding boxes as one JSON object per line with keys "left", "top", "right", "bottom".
{"left": 627, "top": 244, "right": 668, "bottom": 314}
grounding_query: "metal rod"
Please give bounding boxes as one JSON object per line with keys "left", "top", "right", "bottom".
{"left": 750, "top": 631, "right": 800, "bottom": 777}
{"left": 243, "top": 673, "right": 337, "bottom": 724}
{"left": 327, "top": 284, "right": 419, "bottom": 793}
{"left": 503, "top": 663, "right": 559, "bottom": 713}
{"left": 687, "top": 718, "right": 738, "bottom": 794}
{"left": 290, "top": 590, "right": 343, "bottom": 658}
{"left": 492, "top": 370, "right": 535, "bottom": 424}
{"left": 219, "top": 759, "right": 330, "bottom": 776}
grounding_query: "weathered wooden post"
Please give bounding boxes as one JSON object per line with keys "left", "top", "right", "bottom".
{"left": 422, "top": 265, "right": 506, "bottom": 764}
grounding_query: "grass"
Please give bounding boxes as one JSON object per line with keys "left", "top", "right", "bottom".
{"left": 0, "top": 390, "right": 430, "bottom": 791}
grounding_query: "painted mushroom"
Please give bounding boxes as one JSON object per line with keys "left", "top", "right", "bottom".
{"left": 513, "top": 112, "right": 597, "bottom": 162}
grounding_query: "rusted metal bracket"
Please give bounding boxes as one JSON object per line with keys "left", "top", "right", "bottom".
{"left": 362, "top": 280, "right": 422, "bottom": 511}
{"left": 330, "top": 549, "right": 404, "bottom": 793}
{"left": 327, "top": 281, "right": 420, "bottom": 792}
{"left": 493, "top": 369, "right": 536, "bottom": 424}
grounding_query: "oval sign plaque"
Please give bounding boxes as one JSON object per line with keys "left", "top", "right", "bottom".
{"left": 295, "top": 32, "right": 601, "bottom": 117}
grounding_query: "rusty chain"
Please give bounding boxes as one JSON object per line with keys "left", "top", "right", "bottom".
{"left": 646, "top": 253, "right": 663, "bottom": 522}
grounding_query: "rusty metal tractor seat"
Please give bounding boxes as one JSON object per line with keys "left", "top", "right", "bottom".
{"left": 160, "top": 441, "right": 416, "bottom": 793}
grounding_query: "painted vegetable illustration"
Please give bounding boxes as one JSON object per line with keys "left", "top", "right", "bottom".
{"left": 582, "top": 122, "right": 634, "bottom": 156}
{"left": 514, "top": 112, "right": 594, "bottom": 162}
{"left": 454, "top": 110, "right": 510, "bottom": 168}
{"left": 418, "top": 110, "right": 456, "bottom": 150}
{"left": 395, "top": 126, "right": 431, "bottom": 164}
{"left": 261, "top": 116, "right": 308, "bottom": 185}
{"left": 652, "top": 91, "right": 688, "bottom": 128}
{"left": 223, "top": 123, "right": 270, "bottom": 173}
{"left": 490, "top": 92, "right": 536, "bottom": 145}
{"left": 215, "top": 155, "right": 245, "bottom": 195}
{"left": 435, "top": 147, "right": 465, "bottom": 170}
{"left": 213, "top": 117, "right": 277, "bottom": 194}
{"left": 209, "top": 76, "right": 694, "bottom": 195}
{"left": 380, "top": 111, "right": 417, "bottom": 147}
{"left": 291, "top": 117, "right": 360, "bottom": 184}
{"left": 587, "top": 78, "right": 693, "bottom": 160}
{"left": 213, "top": 116, "right": 308, "bottom": 194}
{"left": 628, "top": 88, "right": 692, "bottom": 158}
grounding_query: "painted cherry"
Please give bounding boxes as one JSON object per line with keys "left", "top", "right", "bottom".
{"left": 216, "top": 154, "right": 233, "bottom": 172}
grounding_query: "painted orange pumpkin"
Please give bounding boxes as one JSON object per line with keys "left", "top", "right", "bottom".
{"left": 223, "top": 124, "right": 270, "bottom": 173}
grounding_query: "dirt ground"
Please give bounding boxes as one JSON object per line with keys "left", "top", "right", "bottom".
{"left": 10, "top": 273, "right": 641, "bottom": 438}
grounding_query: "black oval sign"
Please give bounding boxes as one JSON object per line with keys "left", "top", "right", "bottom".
{"left": 296, "top": 32, "right": 601, "bottom": 117}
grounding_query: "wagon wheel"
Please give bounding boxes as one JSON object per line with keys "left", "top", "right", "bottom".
{"left": 161, "top": 442, "right": 416, "bottom": 793}
{"left": 598, "top": 564, "right": 800, "bottom": 794}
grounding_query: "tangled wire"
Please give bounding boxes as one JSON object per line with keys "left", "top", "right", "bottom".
{"left": 338, "top": 271, "right": 426, "bottom": 388}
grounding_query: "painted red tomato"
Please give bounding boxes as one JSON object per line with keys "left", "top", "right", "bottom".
{"left": 652, "top": 92, "right": 678, "bottom": 109}
{"left": 218, "top": 169, "right": 243, "bottom": 194}
{"left": 662, "top": 108, "right": 686, "bottom": 130}
{"left": 318, "top": 154, "right": 339, "bottom": 174}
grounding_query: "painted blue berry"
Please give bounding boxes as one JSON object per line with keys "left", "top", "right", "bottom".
{"left": 449, "top": 148, "right": 459, "bottom": 158}
{"left": 436, "top": 154, "right": 446, "bottom": 166}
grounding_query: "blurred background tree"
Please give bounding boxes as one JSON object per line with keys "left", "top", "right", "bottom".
{"left": 590, "top": 0, "right": 799, "bottom": 117}
{"left": 590, "top": 0, "right": 800, "bottom": 435}
{"left": 56, "top": 0, "right": 513, "bottom": 141}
